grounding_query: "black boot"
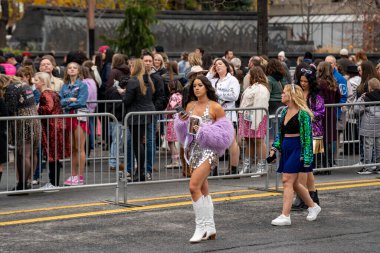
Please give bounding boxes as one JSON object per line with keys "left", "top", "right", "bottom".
{"left": 0, "top": 172, "right": 2, "bottom": 183}
{"left": 211, "top": 167, "right": 218, "bottom": 176}
{"left": 309, "top": 190, "right": 320, "bottom": 205}
{"left": 225, "top": 166, "right": 237, "bottom": 175}
{"left": 291, "top": 195, "right": 308, "bottom": 211}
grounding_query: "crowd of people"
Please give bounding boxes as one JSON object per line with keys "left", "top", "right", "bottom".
{"left": 0, "top": 45, "right": 379, "bottom": 242}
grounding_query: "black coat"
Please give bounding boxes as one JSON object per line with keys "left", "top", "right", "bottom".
{"left": 150, "top": 72, "right": 167, "bottom": 111}
{"left": 123, "top": 75, "right": 156, "bottom": 125}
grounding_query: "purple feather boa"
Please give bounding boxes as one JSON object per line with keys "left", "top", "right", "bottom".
{"left": 174, "top": 116, "right": 234, "bottom": 156}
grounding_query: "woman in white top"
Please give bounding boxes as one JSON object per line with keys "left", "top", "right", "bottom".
{"left": 238, "top": 66, "right": 270, "bottom": 175}
{"left": 207, "top": 58, "right": 240, "bottom": 175}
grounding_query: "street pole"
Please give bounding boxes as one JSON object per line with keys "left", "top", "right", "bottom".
{"left": 257, "top": 0, "right": 268, "bottom": 55}
{"left": 87, "top": 0, "right": 95, "bottom": 58}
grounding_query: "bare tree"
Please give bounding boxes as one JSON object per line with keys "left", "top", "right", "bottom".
{"left": 257, "top": 0, "right": 268, "bottom": 55}
{"left": 0, "top": 0, "right": 9, "bottom": 48}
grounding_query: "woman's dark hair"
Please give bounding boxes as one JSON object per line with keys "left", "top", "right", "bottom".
{"left": 299, "top": 67, "right": 320, "bottom": 104}
{"left": 168, "top": 79, "right": 183, "bottom": 94}
{"left": 201, "top": 54, "right": 213, "bottom": 71}
{"left": 294, "top": 62, "right": 310, "bottom": 84}
{"left": 266, "top": 58, "right": 286, "bottom": 77}
{"left": 104, "top": 48, "right": 114, "bottom": 64}
{"left": 188, "top": 75, "right": 218, "bottom": 102}
{"left": 213, "top": 58, "right": 231, "bottom": 79}
{"left": 65, "top": 51, "right": 88, "bottom": 66}
{"left": 357, "top": 61, "right": 378, "bottom": 95}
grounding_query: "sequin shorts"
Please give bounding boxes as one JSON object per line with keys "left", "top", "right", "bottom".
{"left": 187, "top": 140, "right": 218, "bottom": 173}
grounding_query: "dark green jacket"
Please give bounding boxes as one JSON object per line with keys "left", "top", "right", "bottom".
{"left": 268, "top": 76, "right": 287, "bottom": 102}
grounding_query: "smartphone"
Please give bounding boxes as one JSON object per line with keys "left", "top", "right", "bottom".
{"left": 175, "top": 106, "right": 188, "bottom": 117}
{"left": 266, "top": 153, "right": 277, "bottom": 163}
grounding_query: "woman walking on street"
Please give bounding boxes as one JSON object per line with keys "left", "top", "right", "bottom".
{"left": 174, "top": 76, "right": 234, "bottom": 243}
{"left": 268, "top": 84, "right": 321, "bottom": 226}
{"left": 292, "top": 67, "right": 325, "bottom": 210}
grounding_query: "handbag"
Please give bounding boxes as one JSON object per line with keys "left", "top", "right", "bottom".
{"left": 77, "top": 108, "right": 89, "bottom": 122}
{"left": 313, "top": 136, "right": 324, "bottom": 154}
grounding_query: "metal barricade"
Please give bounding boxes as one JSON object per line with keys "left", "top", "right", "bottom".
{"left": 273, "top": 102, "right": 380, "bottom": 190}
{"left": 119, "top": 107, "right": 270, "bottom": 205}
{"left": 0, "top": 113, "right": 121, "bottom": 203}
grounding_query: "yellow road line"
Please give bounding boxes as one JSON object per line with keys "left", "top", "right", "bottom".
{"left": 1, "top": 182, "right": 379, "bottom": 227}
{"left": 0, "top": 202, "right": 108, "bottom": 215}
{"left": 1, "top": 178, "right": 378, "bottom": 216}
{"left": 271, "top": 178, "right": 379, "bottom": 190}
{"left": 0, "top": 192, "right": 279, "bottom": 226}
{"left": 318, "top": 182, "right": 380, "bottom": 191}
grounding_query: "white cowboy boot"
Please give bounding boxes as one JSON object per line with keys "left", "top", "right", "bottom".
{"left": 189, "top": 196, "right": 206, "bottom": 243}
{"left": 202, "top": 195, "right": 216, "bottom": 240}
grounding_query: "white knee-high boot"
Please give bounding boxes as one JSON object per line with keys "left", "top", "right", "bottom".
{"left": 189, "top": 196, "right": 206, "bottom": 243}
{"left": 202, "top": 195, "right": 216, "bottom": 240}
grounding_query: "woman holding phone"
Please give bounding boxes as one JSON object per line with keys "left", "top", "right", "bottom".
{"left": 174, "top": 75, "right": 234, "bottom": 243}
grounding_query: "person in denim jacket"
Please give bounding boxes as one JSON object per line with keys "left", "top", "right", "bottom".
{"left": 59, "top": 62, "right": 88, "bottom": 186}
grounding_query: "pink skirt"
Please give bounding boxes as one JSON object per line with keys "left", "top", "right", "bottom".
{"left": 166, "top": 121, "right": 177, "bottom": 142}
{"left": 238, "top": 114, "right": 267, "bottom": 138}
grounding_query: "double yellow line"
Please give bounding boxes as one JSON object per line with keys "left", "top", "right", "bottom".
{"left": 0, "top": 178, "right": 379, "bottom": 227}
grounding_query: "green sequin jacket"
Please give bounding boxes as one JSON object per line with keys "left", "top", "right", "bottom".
{"left": 271, "top": 107, "right": 314, "bottom": 167}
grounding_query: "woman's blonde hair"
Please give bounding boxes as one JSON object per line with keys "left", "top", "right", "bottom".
{"left": 131, "top": 59, "right": 155, "bottom": 96}
{"left": 153, "top": 53, "right": 164, "bottom": 69}
{"left": 188, "top": 52, "right": 202, "bottom": 67}
{"left": 34, "top": 72, "right": 51, "bottom": 89}
{"left": 283, "top": 84, "right": 314, "bottom": 119}
{"left": 0, "top": 74, "right": 22, "bottom": 97}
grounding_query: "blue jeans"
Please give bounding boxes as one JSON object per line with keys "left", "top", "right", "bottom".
{"left": 88, "top": 117, "right": 95, "bottom": 150}
{"left": 33, "top": 145, "right": 45, "bottom": 180}
{"left": 109, "top": 122, "right": 132, "bottom": 173}
{"left": 146, "top": 119, "right": 157, "bottom": 174}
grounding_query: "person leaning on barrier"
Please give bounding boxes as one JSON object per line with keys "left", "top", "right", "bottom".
{"left": 119, "top": 59, "right": 156, "bottom": 182}
{"left": 268, "top": 84, "right": 321, "bottom": 226}
{"left": 238, "top": 66, "right": 270, "bottom": 176}
{"left": 355, "top": 78, "right": 380, "bottom": 175}
{"left": 59, "top": 62, "right": 89, "bottom": 186}
{"left": 174, "top": 75, "right": 234, "bottom": 243}
{"left": 0, "top": 74, "right": 41, "bottom": 191}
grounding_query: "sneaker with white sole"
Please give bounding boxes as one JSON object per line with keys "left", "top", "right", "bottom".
{"left": 357, "top": 167, "right": 377, "bottom": 175}
{"left": 306, "top": 203, "right": 321, "bottom": 221}
{"left": 271, "top": 214, "right": 291, "bottom": 226}
{"left": 40, "top": 183, "right": 60, "bottom": 192}
{"left": 239, "top": 159, "right": 252, "bottom": 175}
{"left": 64, "top": 176, "right": 80, "bottom": 186}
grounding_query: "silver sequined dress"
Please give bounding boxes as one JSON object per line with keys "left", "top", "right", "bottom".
{"left": 186, "top": 102, "right": 219, "bottom": 172}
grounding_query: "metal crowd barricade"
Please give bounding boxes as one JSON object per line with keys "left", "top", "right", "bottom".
{"left": 0, "top": 113, "right": 121, "bottom": 203}
{"left": 273, "top": 101, "right": 380, "bottom": 191}
{"left": 119, "top": 107, "right": 270, "bottom": 205}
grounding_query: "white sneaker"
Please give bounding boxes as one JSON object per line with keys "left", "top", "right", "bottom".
{"left": 306, "top": 203, "right": 321, "bottom": 221}
{"left": 239, "top": 159, "right": 251, "bottom": 175}
{"left": 271, "top": 214, "right": 291, "bottom": 226}
{"left": 32, "top": 180, "right": 39, "bottom": 185}
{"left": 40, "top": 183, "right": 60, "bottom": 193}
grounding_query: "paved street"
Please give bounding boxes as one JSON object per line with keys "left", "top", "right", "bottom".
{"left": 0, "top": 166, "right": 379, "bottom": 253}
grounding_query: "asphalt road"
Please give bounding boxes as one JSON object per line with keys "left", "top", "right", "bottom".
{"left": 0, "top": 170, "right": 379, "bottom": 253}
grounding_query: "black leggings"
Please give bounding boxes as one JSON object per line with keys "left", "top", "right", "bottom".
{"left": 131, "top": 125, "right": 146, "bottom": 179}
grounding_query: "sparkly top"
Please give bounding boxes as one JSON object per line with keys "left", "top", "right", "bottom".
{"left": 189, "top": 100, "right": 214, "bottom": 124}
{"left": 272, "top": 107, "right": 313, "bottom": 166}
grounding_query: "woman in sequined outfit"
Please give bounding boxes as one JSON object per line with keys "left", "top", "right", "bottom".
{"left": 174, "top": 76, "right": 234, "bottom": 243}
{"left": 268, "top": 85, "right": 322, "bottom": 226}
{"left": 0, "top": 75, "right": 41, "bottom": 191}
{"left": 292, "top": 67, "right": 325, "bottom": 210}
